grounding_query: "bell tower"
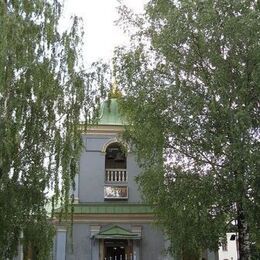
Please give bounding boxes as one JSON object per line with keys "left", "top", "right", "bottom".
{"left": 53, "top": 94, "right": 167, "bottom": 260}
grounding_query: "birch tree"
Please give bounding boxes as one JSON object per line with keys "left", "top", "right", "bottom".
{"left": 0, "top": 0, "right": 101, "bottom": 258}
{"left": 115, "top": 0, "right": 260, "bottom": 259}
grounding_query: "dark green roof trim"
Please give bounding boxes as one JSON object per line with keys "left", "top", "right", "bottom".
{"left": 55, "top": 203, "right": 153, "bottom": 214}
{"left": 95, "top": 225, "right": 141, "bottom": 240}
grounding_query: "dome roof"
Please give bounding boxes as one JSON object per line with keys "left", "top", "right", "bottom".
{"left": 98, "top": 98, "right": 125, "bottom": 126}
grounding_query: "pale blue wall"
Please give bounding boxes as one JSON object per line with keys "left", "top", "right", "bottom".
{"left": 65, "top": 224, "right": 91, "bottom": 260}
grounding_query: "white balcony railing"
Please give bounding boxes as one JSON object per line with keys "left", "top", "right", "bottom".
{"left": 105, "top": 169, "right": 127, "bottom": 182}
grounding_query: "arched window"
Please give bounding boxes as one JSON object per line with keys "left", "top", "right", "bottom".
{"left": 104, "top": 143, "right": 127, "bottom": 184}
{"left": 105, "top": 143, "right": 126, "bottom": 170}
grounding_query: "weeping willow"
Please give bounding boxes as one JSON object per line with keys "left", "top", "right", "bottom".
{"left": 0, "top": 0, "right": 106, "bottom": 258}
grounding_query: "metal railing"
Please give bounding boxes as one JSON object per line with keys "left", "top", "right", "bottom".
{"left": 105, "top": 169, "right": 127, "bottom": 182}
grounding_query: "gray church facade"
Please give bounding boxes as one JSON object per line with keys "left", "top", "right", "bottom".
{"left": 53, "top": 98, "right": 170, "bottom": 260}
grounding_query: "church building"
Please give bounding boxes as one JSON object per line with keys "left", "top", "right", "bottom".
{"left": 53, "top": 96, "right": 169, "bottom": 260}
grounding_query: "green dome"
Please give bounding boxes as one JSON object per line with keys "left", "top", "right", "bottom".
{"left": 98, "top": 98, "right": 125, "bottom": 125}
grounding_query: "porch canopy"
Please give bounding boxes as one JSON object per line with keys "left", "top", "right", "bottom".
{"left": 94, "top": 225, "right": 141, "bottom": 240}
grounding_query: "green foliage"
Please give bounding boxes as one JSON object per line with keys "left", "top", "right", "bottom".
{"left": 0, "top": 0, "right": 104, "bottom": 258}
{"left": 115, "top": 0, "right": 260, "bottom": 257}
{"left": 23, "top": 214, "right": 55, "bottom": 260}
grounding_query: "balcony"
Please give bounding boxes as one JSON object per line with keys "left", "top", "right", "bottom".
{"left": 105, "top": 168, "right": 127, "bottom": 183}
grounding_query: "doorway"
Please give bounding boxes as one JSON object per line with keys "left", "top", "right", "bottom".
{"left": 104, "top": 239, "right": 132, "bottom": 260}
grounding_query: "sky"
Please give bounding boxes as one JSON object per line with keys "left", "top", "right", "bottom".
{"left": 62, "top": 0, "right": 148, "bottom": 66}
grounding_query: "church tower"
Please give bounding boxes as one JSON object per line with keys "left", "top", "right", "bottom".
{"left": 53, "top": 95, "right": 167, "bottom": 260}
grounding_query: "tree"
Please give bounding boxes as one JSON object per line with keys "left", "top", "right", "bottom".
{"left": 114, "top": 0, "right": 260, "bottom": 259}
{"left": 0, "top": 0, "right": 102, "bottom": 258}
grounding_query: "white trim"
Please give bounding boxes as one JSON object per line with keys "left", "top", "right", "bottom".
{"left": 101, "top": 137, "right": 119, "bottom": 152}
{"left": 101, "top": 138, "right": 130, "bottom": 153}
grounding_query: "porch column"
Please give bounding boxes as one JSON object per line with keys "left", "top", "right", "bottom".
{"left": 131, "top": 225, "right": 142, "bottom": 260}
{"left": 90, "top": 225, "right": 101, "bottom": 260}
{"left": 55, "top": 226, "right": 67, "bottom": 260}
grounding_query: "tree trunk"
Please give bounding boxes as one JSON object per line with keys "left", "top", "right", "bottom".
{"left": 237, "top": 202, "right": 251, "bottom": 260}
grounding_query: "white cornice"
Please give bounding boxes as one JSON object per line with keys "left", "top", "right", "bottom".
{"left": 80, "top": 124, "right": 124, "bottom": 135}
